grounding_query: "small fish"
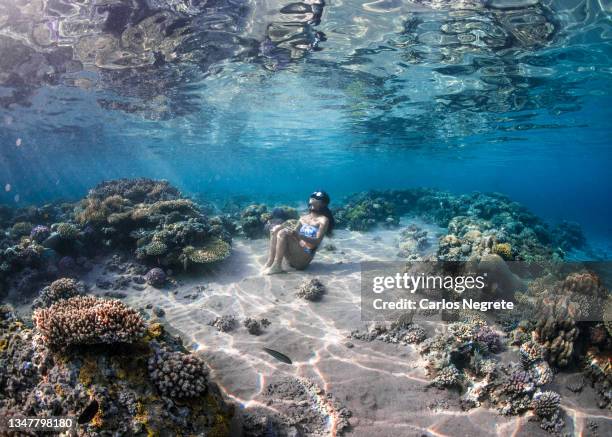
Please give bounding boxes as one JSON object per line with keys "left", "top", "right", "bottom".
{"left": 77, "top": 399, "right": 99, "bottom": 424}
{"left": 263, "top": 347, "right": 292, "bottom": 365}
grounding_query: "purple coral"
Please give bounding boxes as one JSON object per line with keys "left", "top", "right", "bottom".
{"left": 30, "top": 225, "right": 50, "bottom": 243}
{"left": 475, "top": 325, "right": 503, "bottom": 353}
{"left": 144, "top": 268, "right": 166, "bottom": 286}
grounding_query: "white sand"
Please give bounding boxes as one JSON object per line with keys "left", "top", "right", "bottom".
{"left": 82, "top": 219, "right": 610, "bottom": 436}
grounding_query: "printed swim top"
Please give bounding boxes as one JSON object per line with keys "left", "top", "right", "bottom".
{"left": 299, "top": 223, "right": 319, "bottom": 238}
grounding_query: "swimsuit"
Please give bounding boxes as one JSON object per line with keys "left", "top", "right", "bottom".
{"left": 299, "top": 223, "right": 319, "bottom": 255}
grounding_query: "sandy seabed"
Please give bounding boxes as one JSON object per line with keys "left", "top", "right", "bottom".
{"left": 62, "top": 219, "right": 612, "bottom": 437}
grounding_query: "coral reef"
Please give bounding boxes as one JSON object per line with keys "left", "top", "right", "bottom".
{"left": 74, "top": 178, "right": 232, "bottom": 270}
{"left": 340, "top": 189, "right": 560, "bottom": 261}
{"left": 432, "top": 365, "right": 461, "bottom": 388}
{"left": 518, "top": 271, "right": 609, "bottom": 367}
{"left": 0, "top": 304, "right": 236, "bottom": 435}
{"left": 397, "top": 224, "right": 430, "bottom": 259}
{"left": 583, "top": 348, "right": 612, "bottom": 409}
{"left": 236, "top": 204, "right": 298, "bottom": 239}
{"left": 297, "top": 278, "right": 326, "bottom": 301}
{"left": 334, "top": 192, "right": 399, "bottom": 231}
{"left": 33, "top": 296, "right": 146, "bottom": 349}
{"left": 239, "top": 204, "right": 270, "bottom": 239}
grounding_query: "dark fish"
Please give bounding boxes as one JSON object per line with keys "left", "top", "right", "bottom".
{"left": 77, "top": 399, "right": 99, "bottom": 424}
{"left": 263, "top": 347, "right": 292, "bottom": 365}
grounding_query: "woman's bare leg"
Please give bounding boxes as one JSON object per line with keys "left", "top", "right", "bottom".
{"left": 264, "top": 227, "right": 282, "bottom": 268}
{"left": 265, "top": 229, "right": 290, "bottom": 274}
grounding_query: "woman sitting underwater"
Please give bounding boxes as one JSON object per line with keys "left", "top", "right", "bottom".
{"left": 263, "top": 190, "right": 335, "bottom": 275}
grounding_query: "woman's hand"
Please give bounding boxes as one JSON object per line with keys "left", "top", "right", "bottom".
{"left": 270, "top": 224, "right": 282, "bottom": 234}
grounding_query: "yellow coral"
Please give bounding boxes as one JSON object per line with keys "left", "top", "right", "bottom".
{"left": 79, "top": 356, "right": 98, "bottom": 386}
{"left": 492, "top": 243, "right": 512, "bottom": 260}
{"left": 183, "top": 239, "right": 230, "bottom": 264}
{"left": 147, "top": 323, "right": 164, "bottom": 339}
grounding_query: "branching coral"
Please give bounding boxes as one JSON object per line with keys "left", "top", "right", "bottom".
{"left": 148, "top": 345, "right": 208, "bottom": 399}
{"left": 432, "top": 365, "right": 461, "bottom": 388}
{"left": 296, "top": 278, "right": 326, "bottom": 301}
{"left": 33, "top": 278, "right": 83, "bottom": 308}
{"left": 531, "top": 391, "right": 561, "bottom": 418}
{"left": 33, "top": 296, "right": 146, "bottom": 349}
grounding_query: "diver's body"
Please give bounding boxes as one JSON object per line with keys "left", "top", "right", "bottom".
{"left": 263, "top": 191, "right": 334, "bottom": 275}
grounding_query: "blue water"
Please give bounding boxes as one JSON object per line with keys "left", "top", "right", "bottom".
{"left": 0, "top": 0, "right": 611, "bottom": 242}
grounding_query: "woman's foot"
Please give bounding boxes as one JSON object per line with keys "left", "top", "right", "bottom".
{"left": 263, "top": 264, "right": 284, "bottom": 275}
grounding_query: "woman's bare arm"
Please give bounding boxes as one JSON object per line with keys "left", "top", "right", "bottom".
{"left": 297, "top": 219, "right": 328, "bottom": 246}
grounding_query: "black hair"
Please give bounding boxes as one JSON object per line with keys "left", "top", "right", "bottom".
{"left": 310, "top": 190, "right": 335, "bottom": 236}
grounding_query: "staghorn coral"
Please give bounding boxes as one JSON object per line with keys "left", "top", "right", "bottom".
{"left": 148, "top": 344, "right": 208, "bottom": 399}
{"left": 33, "top": 278, "right": 83, "bottom": 309}
{"left": 33, "top": 296, "right": 146, "bottom": 349}
{"left": 208, "top": 315, "right": 237, "bottom": 333}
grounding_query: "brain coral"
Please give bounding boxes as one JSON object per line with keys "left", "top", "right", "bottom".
{"left": 33, "top": 296, "right": 146, "bottom": 348}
